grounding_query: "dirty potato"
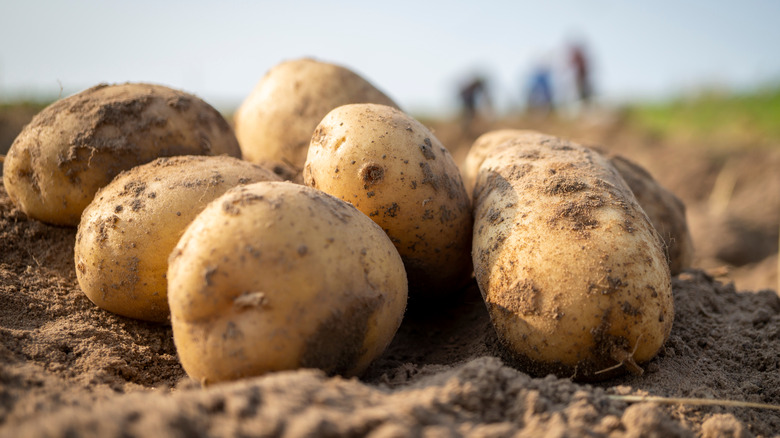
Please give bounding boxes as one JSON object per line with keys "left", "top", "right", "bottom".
{"left": 167, "top": 182, "right": 408, "bottom": 383}
{"left": 304, "top": 103, "right": 472, "bottom": 301}
{"left": 462, "top": 129, "right": 549, "bottom": 196}
{"left": 464, "top": 129, "right": 693, "bottom": 275}
{"left": 602, "top": 154, "right": 694, "bottom": 275}
{"left": 75, "top": 156, "right": 280, "bottom": 322}
{"left": 472, "top": 133, "right": 674, "bottom": 380}
{"left": 234, "top": 58, "right": 398, "bottom": 176}
{"left": 2, "top": 83, "right": 241, "bottom": 226}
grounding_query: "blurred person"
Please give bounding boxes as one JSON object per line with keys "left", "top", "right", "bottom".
{"left": 525, "top": 62, "right": 555, "bottom": 116}
{"left": 458, "top": 75, "right": 491, "bottom": 130}
{"left": 569, "top": 41, "right": 592, "bottom": 104}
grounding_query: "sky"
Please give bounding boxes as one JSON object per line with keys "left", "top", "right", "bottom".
{"left": 1, "top": 0, "right": 779, "bottom": 115}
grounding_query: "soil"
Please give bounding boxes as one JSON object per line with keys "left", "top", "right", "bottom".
{"left": 1, "top": 107, "right": 779, "bottom": 437}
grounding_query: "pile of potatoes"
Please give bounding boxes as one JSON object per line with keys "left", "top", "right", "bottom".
{"left": 1, "top": 58, "right": 693, "bottom": 383}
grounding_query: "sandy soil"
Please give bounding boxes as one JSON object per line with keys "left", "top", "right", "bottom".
{"left": 1, "top": 109, "right": 779, "bottom": 437}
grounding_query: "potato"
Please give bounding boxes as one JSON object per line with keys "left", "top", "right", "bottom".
{"left": 472, "top": 133, "right": 674, "bottom": 380}
{"left": 462, "top": 129, "right": 549, "bottom": 196}
{"left": 234, "top": 58, "right": 398, "bottom": 176}
{"left": 602, "top": 154, "right": 694, "bottom": 275}
{"left": 464, "top": 129, "right": 693, "bottom": 275}
{"left": 250, "top": 158, "right": 298, "bottom": 182}
{"left": 303, "top": 103, "right": 472, "bottom": 301}
{"left": 2, "top": 83, "right": 241, "bottom": 226}
{"left": 75, "top": 156, "right": 280, "bottom": 322}
{"left": 167, "top": 181, "right": 407, "bottom": 383}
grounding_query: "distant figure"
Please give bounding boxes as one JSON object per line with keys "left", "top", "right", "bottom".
{"left": 526, "top": 63, "right": 554, "bottom": 115}
{"left": 569, "top": 42, "right": 592, "bottom": 104}
{"left": 458, "top": 76, "right": 490, "bottom": 128}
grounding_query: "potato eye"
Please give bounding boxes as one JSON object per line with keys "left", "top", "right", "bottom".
{"left": 360, "top": 163, "right": 385, "bottom": 187}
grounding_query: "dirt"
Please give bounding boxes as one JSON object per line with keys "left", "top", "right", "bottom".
{"left": 1, "top": 108, "right": 779, "bottom": 436}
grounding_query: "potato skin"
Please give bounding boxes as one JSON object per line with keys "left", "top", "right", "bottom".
{"left": 75, "top": 156, "right": 280, "bottom": 323}
{"left": 2, "top": 83, "right": 241, "bottom": 226}
{"left": 464, "top": 129, "right": 693, "bottom": 275}
{"left": 234, "top": 58, "right": 398, "bottom": 175}
{"left": 472, "top": 133, "right": 674, "bottom": 380}
{"left": 167, "top": 182, "right": 408, "bottom": 383}
{"left": 304, "top": 104, "right": 472, "bottom": 300}
{"left": 603, "top": 154, "right": 694, "bottom": 275}
{"left": 462, "top": 129, "right": 549, "bottom": 197}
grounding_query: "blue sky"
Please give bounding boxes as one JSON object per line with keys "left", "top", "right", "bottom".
{"left": 1, "top": 1, "right": 779, "bottom": 114}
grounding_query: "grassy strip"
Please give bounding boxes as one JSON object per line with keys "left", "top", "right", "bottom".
{"left": 625, "top": 86, "right": 780, "bottom": 147}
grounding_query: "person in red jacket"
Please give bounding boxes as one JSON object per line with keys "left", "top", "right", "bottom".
{"left": 569, "top": 42, "right": 592, "bottom": 104}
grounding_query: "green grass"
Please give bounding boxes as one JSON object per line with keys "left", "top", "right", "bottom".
{"left": 0, "top": 100, "right": 49, "bottom": 112}
{"left": 624, "top": 85, "right": 780, "bottom": 148}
